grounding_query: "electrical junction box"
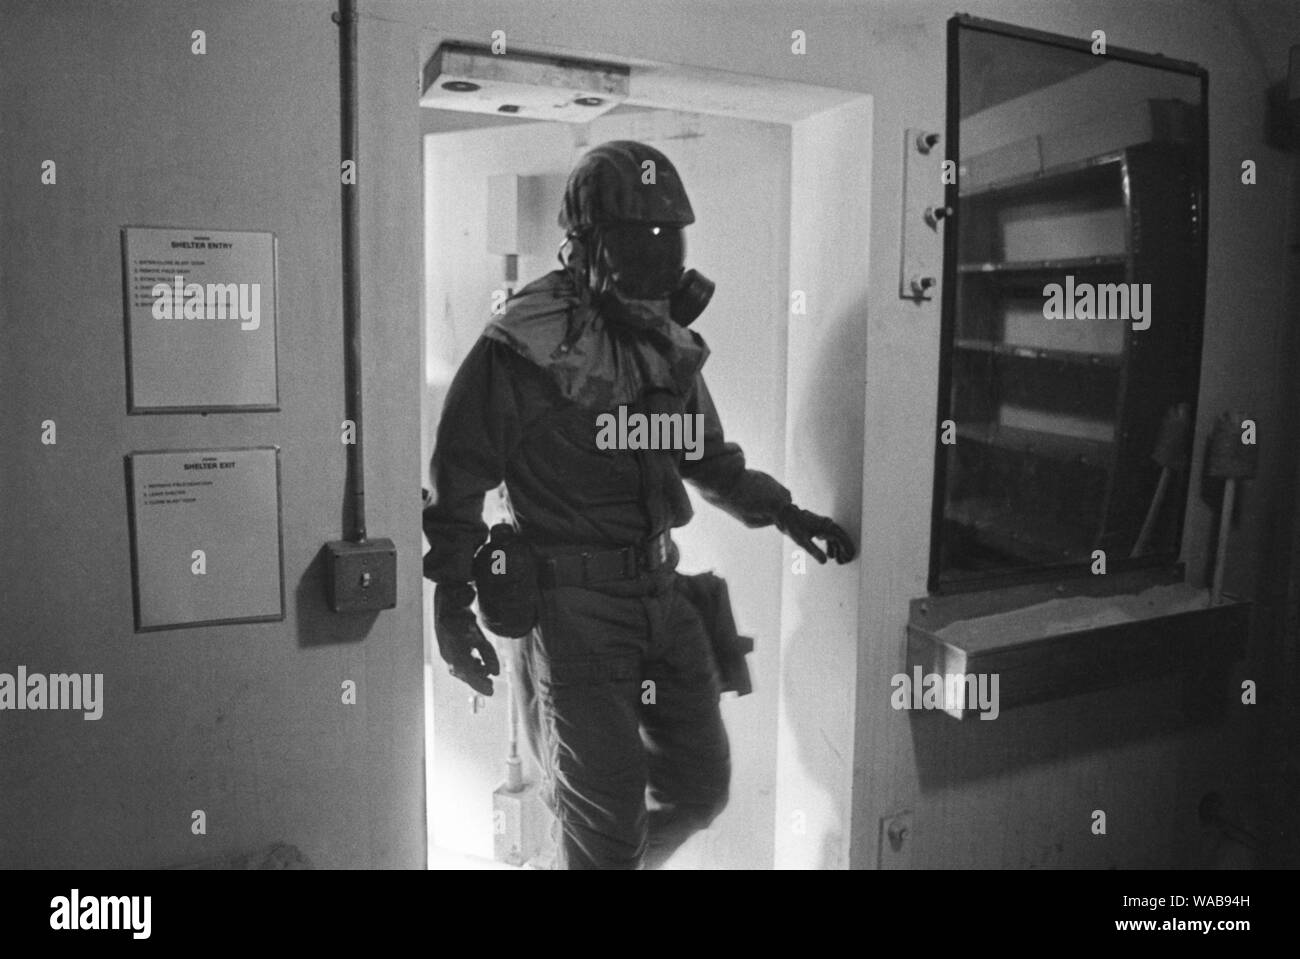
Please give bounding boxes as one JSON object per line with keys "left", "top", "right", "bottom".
{"left": 493, "top": 780, "right": 552, "bottom": 867}
{"left": 323, "top": 538, "right": 397, "bottom": 613}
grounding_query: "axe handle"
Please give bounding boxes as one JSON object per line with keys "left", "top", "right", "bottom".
{"left": 1131, "top": 466, "right": 1172, "bottom": 557}
{"left": 1211, "top": 478, "right": 1237, "bottom": 606}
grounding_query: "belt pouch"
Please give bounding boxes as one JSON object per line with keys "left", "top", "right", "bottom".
{"left": 674, "top": 570, "right": 755, "bottom": 697}
{"left": 472, "top": 523, "right": 541, "bottom": 638}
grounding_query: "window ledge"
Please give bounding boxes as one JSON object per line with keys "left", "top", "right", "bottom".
{"left": 906, "top": 566, "right": 1250, "bottom": 718}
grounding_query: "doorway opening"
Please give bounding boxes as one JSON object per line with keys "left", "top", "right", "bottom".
{"left": 420, "top": 46, "right": 872, "bottom": 870}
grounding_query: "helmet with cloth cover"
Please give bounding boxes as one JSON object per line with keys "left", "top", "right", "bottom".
{"left": 558, "top": 140, "right": 695, "bottom": 234}
{"left": 557, "top": 140, "right": 712, "bottom": 326}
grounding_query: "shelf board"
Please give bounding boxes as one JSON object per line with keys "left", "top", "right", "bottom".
{"left": 955, "top": 421, "right": 1114, "bottom": 468}
{"left": 958, "top": 254, "right": 1128, "bottom": 274}
{"left": 959, "top": 150, "right": 1127, "bottom": 199}
{"left": 953, "top": 338, "right": 1124, "bottom": 369}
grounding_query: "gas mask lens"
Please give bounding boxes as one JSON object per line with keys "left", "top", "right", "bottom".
{"left": 598, "top": 225, "right": 686, "bottom": 300}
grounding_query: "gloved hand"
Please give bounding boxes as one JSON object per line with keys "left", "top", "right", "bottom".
{"left": 434, "top": 583, "right": 501, "bottom": 696}
{"left": 776, "top": 503, "right": 856, "bottom": 565}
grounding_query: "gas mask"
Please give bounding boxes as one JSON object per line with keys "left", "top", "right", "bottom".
{"left": 669, "top": 269, "right": 715, "bottom": 327}
{"left": 571, "top": 225, "right": 715, "bottom": 331}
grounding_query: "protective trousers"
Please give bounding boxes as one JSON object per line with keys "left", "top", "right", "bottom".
{"left": 513, "top": 560, "right": 731, "bottom": 870}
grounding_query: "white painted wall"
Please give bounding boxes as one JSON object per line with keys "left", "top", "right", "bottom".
{"left": 1, "top": 0, "right": 426, "bottom": 869}
{"left": 776, "top": 99, "right": 872, "bottom": 868}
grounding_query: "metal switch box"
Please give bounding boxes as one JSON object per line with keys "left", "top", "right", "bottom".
{"left": 323, "top": 538, "right": 397, "bottom": 612}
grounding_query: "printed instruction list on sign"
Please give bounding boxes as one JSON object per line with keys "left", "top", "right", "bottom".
{"left": 141, "top": 458, "right": 235, "bottom": 506}
{"left": 121, "top": 226, "right": 278, "bottom": 411}
{"left": 128, "top": 448, "right": 283, "bottom": 631}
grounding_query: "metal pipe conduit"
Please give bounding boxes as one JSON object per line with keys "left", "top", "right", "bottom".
{"left": 334, "top": 0, "right": 366, "bottom": 542}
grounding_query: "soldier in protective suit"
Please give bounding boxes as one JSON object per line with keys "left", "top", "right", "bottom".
{"left": 423, "top": 140, "right": 855, "bottom": 869}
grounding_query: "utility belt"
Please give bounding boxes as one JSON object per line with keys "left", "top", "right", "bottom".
{"left": 535, "top": 530, "right": 675, "bottom": 588}
{"left": 471, "top": 526, "right": 673, "bottom": 637}
{"left": 471, "top": 525, "right": 752, "bottom": 696}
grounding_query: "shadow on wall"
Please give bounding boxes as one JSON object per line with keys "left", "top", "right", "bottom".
{"left": 295, "top": 549, "right": 377, "bottom": 647}
{"left": 779, "top": 289, "right": 869, "bottom": 869}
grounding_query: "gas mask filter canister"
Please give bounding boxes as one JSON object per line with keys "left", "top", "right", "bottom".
{"left": 591, "top": 225, "right": 714, "bottom": 329}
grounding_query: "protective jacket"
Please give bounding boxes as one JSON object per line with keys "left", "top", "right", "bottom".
{"left": 422, "top": 268, "right": 792, "bottom": 584}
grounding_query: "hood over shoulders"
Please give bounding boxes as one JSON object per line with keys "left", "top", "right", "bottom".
{"left": 483, "top": 269, "right": 710, "bottom": 409}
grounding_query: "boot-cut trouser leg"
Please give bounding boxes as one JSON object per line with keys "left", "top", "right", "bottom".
{"left": 517, "top": 566, "right": 730, "bottom": 869}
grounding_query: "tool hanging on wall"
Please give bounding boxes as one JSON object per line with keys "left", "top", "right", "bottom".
{"left": 1131, "top": 402, "right": 1192, "bottom": 557}
{"left": 1206, "top": 410, "right": 1258, "bottom": 606}
{"left": 322, "top": 0, "right": 397, "bottom": 613}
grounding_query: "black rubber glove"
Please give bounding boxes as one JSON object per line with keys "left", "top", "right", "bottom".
{"left": 433, "top": 583, "right": 501, "bottom": 696}
{"left": 776, "top": 504, "right": 857, "bottom": 565}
